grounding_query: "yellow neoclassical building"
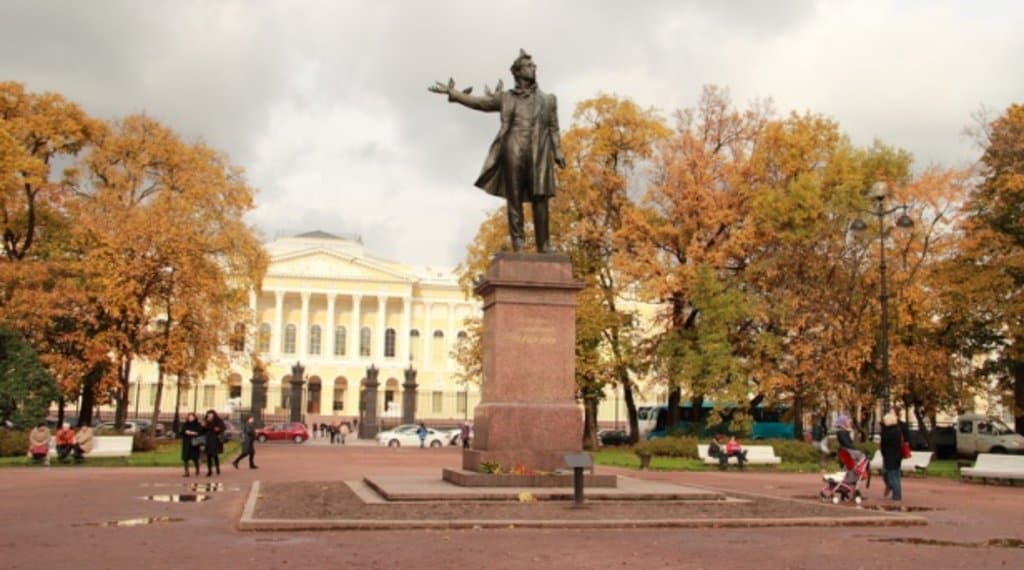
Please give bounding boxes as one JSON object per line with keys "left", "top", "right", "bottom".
{"left": 118, "top": 230, "right": 643, "bottom": 430}
{"left": 242, "top": 231, "right": 480, "bottom": 425}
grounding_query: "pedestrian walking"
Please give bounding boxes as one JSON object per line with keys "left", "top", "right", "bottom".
{"left": 339, "top": 422, "right": 349, "bottom": 445}
{"left": 460, "top": 423, "right": 471, "bottom": 449}
{"left": 311, "top": 423, "right": 318, "bottom": 439}
{"left": 181, "top": 412, "right": 203, "bottom": 477}
{"left": 880, "top": 410, "right": 909, "bottom": 501}
{"left": 232, "top": 416, "right": 258, "bottom": 470}
{"left": 417, "top": 422, "right": 428, "bottom": 448}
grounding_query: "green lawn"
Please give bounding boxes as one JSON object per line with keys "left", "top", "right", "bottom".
{"left": 0, "top": 440, "right": 240, "bottom": 468}
{"left": 595, "top": 447, "right": 962, "bottom": 479}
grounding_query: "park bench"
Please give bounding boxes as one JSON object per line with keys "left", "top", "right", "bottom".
{"left": 48, "top": 435, "right": 133, "bottom": 459}
{"left": 869, "top": 450, "right": 933, "bottom": 473}
{"left": 959, "top": 453, "right": 1024, "bottom": 483}
{"left": 697, "top": 444, "right": 781, "bottom": 466}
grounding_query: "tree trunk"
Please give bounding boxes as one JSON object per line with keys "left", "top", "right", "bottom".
{"left": 56, "top": 396, "right": 65, "bottom": 428}
{"left": 582, "top": 394, "right": 599, "bottom": 451}
{"left": 623, "top": 379, "right": 639, "bottom": 444}
{"left": 172, "top": 375, "right": 183, "bottom": 436}
{"left": 115, "top": 356, "right": 132, "bottom": 429}
{"left": 78, "top": 364, "right": 102, "bottom": 427}
{"left": 1013, "top": 360, "right": 1024, "bottom": 436}
{"left": 792, "top": 390, "right": 804, "bottom": 440}
{"left": 667, "top": 387, "right": 681, "bottom": 432}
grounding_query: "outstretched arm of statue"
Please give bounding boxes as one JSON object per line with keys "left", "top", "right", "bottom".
{"left": 550, "top": 95, "right": 566, "bottom": 168}
{"left": 428, "top": 77, "right": 500, "bottom": 112}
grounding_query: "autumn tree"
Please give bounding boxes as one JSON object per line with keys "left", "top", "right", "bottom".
{"left": 0, "top": 81, "right": 99, "bottom": 262}
{"left": 948, "top": 103, "right": 1024, "bottom": 433}
{"left": 553, "top": 94, "right": 668, "bottom": 445}
{"left": 617, "top": 86, "right": 768, "bottom": 431}
{"left": 73, "top": 114, "right": 266, "bottom": 429}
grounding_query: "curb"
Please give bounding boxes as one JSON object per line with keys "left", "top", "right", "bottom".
{"left": 238, "top": 479, "right": 927, "bottom": 531}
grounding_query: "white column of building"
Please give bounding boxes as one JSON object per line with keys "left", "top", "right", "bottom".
{"left": 399, "top": 296, "right": 412, "bottom": 364}
{"left": 298, "top": 291, "right": 310, "bottom": 361}
{"left": 272, "top": 290, "right": 284, "bottom": 359}
{"left": 326, "top": 293, "right": 336, "bottom": 360}
{"left": 248, "top": 290, "right": 258, "bottom": 355}
{"left": 375, "top": 295, "right": 387, "bottom": 360}
{"left": 446, "top": 303, "right": 457, "bottom": 372}
{"left": 422, "top": 302, "right": 433, "bottom": 370}
{"left": 350, "top": 294, "right": 362, "bottom": 360}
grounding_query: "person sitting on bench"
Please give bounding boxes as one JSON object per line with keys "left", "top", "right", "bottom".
{"left": 724, "top": 436, "right": 748, "bottom": 469}
{"left": 708, "top": 434, "right": 729, "bottom": 470}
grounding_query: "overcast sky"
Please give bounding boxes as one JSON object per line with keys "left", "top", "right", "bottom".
{"left": 2, "top": 1, "right": 1021, "bottom": 268}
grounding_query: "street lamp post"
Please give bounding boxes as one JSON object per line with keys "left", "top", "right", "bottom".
{"left": 851, "top": 181, "right": 914, "bottom": 414}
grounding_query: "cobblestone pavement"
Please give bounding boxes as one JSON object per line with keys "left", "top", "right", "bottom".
{"left": 1, "top": 443, "right": 1021, "bottom": 569}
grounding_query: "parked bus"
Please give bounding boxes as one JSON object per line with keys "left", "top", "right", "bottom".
{"left": 640, "top": 402, "right": 795, "bottom": 440}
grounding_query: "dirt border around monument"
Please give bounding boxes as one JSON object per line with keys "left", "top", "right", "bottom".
{"left": 238, "top": 479, "right": 927, "bottom": 531}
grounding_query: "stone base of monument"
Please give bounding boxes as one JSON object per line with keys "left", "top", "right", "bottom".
{"left": 441, "top": 468, "right": 617, "bottom": 488}
{"left": 462, "top": 252, "right": 595, "bottom": 477}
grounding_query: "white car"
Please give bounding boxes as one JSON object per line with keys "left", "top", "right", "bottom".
{"left": 376, "top": 424, "right": 446, "bottom": 448}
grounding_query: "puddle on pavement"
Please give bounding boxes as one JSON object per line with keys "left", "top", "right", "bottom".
{"left": 187, "top": 483, "right": 237, "bottom": 492}
{"left": 863, "top": 504, "right": 937, "bottom": 513}
{"left": 873, "top": 537, "right": 1024, "bottom": 549}
{"left": 142, "top": 494, "right": 210, "bottom": 503}
{"left": 76, "top": 517, "right": 185, "bottom": 528}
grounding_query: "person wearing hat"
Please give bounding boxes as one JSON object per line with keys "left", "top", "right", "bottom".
{"left": 834, "top": 414, "right": 856, "bottom": 451}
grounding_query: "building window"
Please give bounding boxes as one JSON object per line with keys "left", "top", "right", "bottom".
{"left": 284, "top": 324, "right": 296, "bottom": 354}
{"left": 456, "top": 391, "right": 467, "bottom": 415}
{"left": 384, "top": 328, "right": 396, "bottom": 358}
{"left": 148, "top": 384, "right": 158, "bottom": 407}
{"left": 334, "top": 326, "right": 346, "bottom": 356}
{"left": 359, "top": 326, "right": 371, "bottom": 357}
{"left": 309, "top": 325, "right": 322, "bottom": 355}
{"left": 432, "top": 391, "right": 443, "bottom": 414}
{"left": 409, "top": 329, "right": 420, "bottom": 363}
{"left": 431, "top": 330, "right": 445, "bottom": 366}
{"left": 457, "top": 330, "right": 468, "bottom": 341}
{"left": 258, "top": 323, "right": 271, "bottom": 353}
{"left": 333, "top": 387, "right": 346, "bottom": 411}
{"left": 231, "top": 323, "right": 246, "bottom": 352}
{"left": 203, "top": 385, "right": 215, "bottom": 409}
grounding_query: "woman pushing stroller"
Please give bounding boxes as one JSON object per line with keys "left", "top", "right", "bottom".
{"left": 820, "top": 414, "right": 870, "bottom": 504}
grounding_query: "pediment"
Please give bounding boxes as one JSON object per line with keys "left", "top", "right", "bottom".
{"left": 269, "top": 250, "right": 415, "bottom": 282}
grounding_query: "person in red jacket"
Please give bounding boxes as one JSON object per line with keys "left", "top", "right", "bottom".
{"left": 55, "top": 422, "right": 76, "bottom": 463}
{"left": 725, "top": 436, "right": 748, "bottom": 470}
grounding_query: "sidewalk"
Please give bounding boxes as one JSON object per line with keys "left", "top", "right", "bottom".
{"left": 1, "top": 444, "right": 1021, "bottom": 569}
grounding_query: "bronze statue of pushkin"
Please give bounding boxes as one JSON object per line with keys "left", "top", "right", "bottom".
{"left": 429, "top": 49, "right": 565, "bottom": 253}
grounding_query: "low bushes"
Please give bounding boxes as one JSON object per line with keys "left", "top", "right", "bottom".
{"left": 0, "top": 430, "right": 29, "bottom": 457}
{"left": 634, "top": 436, "right": 700, "bottom": 459}
{"left": 132, "top": 432, "right": 157, "bottom": 452}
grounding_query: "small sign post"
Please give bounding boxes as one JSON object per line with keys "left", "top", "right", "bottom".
{"left": 564, "top": 453, "right": 593, "bottom": 507}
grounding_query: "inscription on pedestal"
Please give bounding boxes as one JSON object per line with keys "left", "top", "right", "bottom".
{"left": 513, "top": 318, "right": 557, "bottom": 345}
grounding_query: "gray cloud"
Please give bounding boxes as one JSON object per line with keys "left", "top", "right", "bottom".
{"left": 3, "top": 0, "right": 1021, "bottom": 266}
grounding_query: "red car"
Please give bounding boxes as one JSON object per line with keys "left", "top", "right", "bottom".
{"left": 255, "top": 422, "right": 309, "bottom": 443}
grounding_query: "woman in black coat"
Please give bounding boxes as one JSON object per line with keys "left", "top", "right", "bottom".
{"left": 879, "top": 411, "right": 905, "bottom": 501}
{"left": 181, "top": 412, "right": 204, "bottom": 477}
{"left": 202, "top": 410, "right": 226, "bottom": 476}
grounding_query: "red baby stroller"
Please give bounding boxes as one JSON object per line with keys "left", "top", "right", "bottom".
{"left": 820, "top": 447, "right": 871, "bottom": 505}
